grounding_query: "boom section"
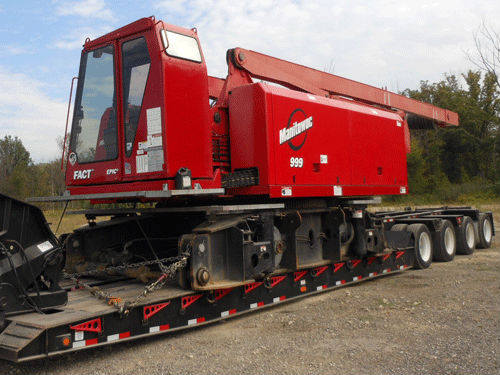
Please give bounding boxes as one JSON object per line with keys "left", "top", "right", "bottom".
{"left": 227, "top": 48, "right": 459, "bottom": 127}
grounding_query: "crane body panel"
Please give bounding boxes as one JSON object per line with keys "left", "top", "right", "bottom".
{"left": 228, "top": 83, "right": 408, "bottom": 198}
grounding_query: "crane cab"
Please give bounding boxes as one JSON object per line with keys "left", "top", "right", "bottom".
{"left": 66, "top": 17, "right": 214, "bottom": 196}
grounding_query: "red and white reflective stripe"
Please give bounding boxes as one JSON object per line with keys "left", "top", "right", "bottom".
{"left": 149, "top": 324, "right": 170, "bottom": 333}
{"left": 221, "top": 309, "right": 237, "bottom": 317}
{"left": 107, "top": 331, "right": 130, "bottom": 342}
{"left": 316, "top": 284, "right": 327, "bottom": 291}
{"left": 369, "top": 271, "right": 378, "bottom": 277}
{"left": 335, "top": 280, "right": 346, "bottom": 286}
{"left": 383, "top": 268, "right": 391, "bottom": 274}
{"left": 300, "top": 279, "right": 306, "bottom": 286}
{"left": 250, "top": 301, "right": 265, "bottom": 309}
{"left": 353, "top": 276, "right": 362, "bottom": 281}
{"left": 72, "top": 338, "right": 98, "bottom": 348}
{"left": 399, "top": 265, "right": 408, "bottom": 270}
{"left": 188, "top": 317, "right": 206, "bottom": 326}
{"left": 273, "top": 296, "right": 286, "bottom": 303}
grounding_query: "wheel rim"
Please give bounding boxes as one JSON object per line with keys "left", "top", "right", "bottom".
{"left": 444, "top": 227, "right": 455, "bottom": 255}
{"left": 465, "top": 223, "right": 475, "bottom": 249}
{"left": 483, "top": 219, "right": 492, "bottom": 244}
{"left": 419, "top": 232, "right": 431, "bottom": 262}
{"left": 273, "top": 226, "right": 283, "bottom": 266}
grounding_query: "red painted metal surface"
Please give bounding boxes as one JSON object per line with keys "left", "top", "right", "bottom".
{"left": 351, "top": 259, "right": 362, "bottom": 269}
{"left": 313, "top": 266, "right": 329, "bottom": 277}
{"left": 228, "top": 83, "right": 408, "bottom": 198}
{"left": 269, "top": 275, "right": 287, "bottom": 287}
{"left": 333, "top": 263, "right": 345, "bottom": 272}
{"left": 230, "top": 47, "right": 459, "bottom": 127}
{"left": 143, "top": 302, "right": 170, "bottom": 320}
{"left": 64, "top": 17, "right": 458, "bottom": 201}
{"left": 70, "top": 318, "right": 102, "bottom": 333}
{"left": 244, "top": 281, "right": 264, "bottom": 294}
{"left": 181, "top": 294, "right": 203, "bottom": 310}
{"left": 213, "top": 288, "right": 233, "bottom": 301}
{"left": 294, "top": 270, "right": 308, "bottom": 281}
{"left": 66, "top": 18, "right": 212, "bottom": 189}
{"left": 208, "top": 76, "right": 225, "bottom": 100}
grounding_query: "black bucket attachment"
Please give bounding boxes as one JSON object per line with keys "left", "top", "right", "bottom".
{"left": 0, "top": 193, "right": 67, "bottom": 322}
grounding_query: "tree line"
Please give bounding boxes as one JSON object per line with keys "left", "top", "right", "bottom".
{"left": 0, "top": 135, "right": 66, "bottom": 202}
{"left": 0, "top": 69, "right": 498, "bottom": 203}
{"left": 405, "top": 70, "right": 499, "bottom": 199}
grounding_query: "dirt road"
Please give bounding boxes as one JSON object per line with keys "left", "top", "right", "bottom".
{"left": 2, "top": 205, "right": 499, "bottom": 375}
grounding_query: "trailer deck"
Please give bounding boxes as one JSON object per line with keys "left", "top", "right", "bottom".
{"left": 0, "top": 249, "right": 413, "bottom": 362}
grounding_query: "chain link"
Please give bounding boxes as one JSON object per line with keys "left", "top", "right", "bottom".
{"left": 64, "top": 252, "right": 190, "bottom": 316}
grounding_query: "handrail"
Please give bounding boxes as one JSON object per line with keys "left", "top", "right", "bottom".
{"left": 61, "top": 77, "right": 78, "bottom": 170}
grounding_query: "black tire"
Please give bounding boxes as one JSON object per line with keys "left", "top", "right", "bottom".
{"left": 476, "top": 213, "right": 493, "bottom": 249}
{"left": 432, "top": 220, "right": 456, "bottom": 262}
{"left": 390, "top": 223, "right": 409, "bottom": 231}
{"left": 408, "top": 223, "right": 433, "bottom": 269}
{"left": 456, "top": 216, "right": 475, "bottom": 255}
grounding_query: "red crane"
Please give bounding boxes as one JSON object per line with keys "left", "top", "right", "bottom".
{"left": 1, "top": 17, "right": 493, "bottom": 362}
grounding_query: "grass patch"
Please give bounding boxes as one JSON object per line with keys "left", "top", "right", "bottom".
{"left": 43, "top": 210, "right": 108, "bottom": 235}
{"left": 384, "top": 180, "right": 499, "bottom": 206}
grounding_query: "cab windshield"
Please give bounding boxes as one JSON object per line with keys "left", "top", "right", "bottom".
{"left": 70, "top": 45, "right": 117, "bottom": 163}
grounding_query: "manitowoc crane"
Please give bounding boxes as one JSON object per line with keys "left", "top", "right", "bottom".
{"left": 0, "top": 17, "right": 494, "bottom": 361}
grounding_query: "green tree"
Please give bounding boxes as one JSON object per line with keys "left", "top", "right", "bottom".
{"left": 0, "top": 135, "right": 69, "bottom": 201}
{"left": 404, "top": 70, "right": 500, "bottom": 186}
{"left": 0, "top": 135, "right": 32, "bottom": 198}
{"left": 406, "top": 138, "right": 427, "bottom": 194}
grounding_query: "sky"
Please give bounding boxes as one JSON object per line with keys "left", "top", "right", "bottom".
{"left": 0, "top": 0, "right": 499, "bottom": 163}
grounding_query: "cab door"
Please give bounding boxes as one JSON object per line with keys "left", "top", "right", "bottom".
{"left": 66, "top": 41, "right": 123, "bottom": 186}
{"left": 119, "top": 33, "right": 166, "bottom": 181}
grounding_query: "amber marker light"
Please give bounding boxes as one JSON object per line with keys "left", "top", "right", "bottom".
{"left": 62, "top": 337, "right": 71, "bottom": 347}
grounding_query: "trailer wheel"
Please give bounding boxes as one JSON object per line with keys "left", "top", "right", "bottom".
{"left": 432, "top": 220, "right": 456, "bottom": 262}
{"left": 476, "top": 213, "right": 493, "bottom": 249}
{"left": 456, "top": 216, "right": 475, "bottom": 255}
{"left": 408, "top": 223, "right": 433, "bottom": 269}
{"left": 390, "top": 223, "right": 408, "bottom": 232}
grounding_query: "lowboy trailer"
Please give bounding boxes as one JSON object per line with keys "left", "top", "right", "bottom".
{"left": 0, "top": 17, "right": 494, "bottom": 362}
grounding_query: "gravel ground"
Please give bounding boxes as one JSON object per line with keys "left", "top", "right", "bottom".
{"left": 1, "top": 206, "right": 499, "bottom": 375}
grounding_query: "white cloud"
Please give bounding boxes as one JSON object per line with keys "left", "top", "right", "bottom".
{"left": 3, "top": 0, "right": 498, "bottom": 164}
{"left": 53, "top": 26, "right": 115, "bottom": 50}
{"left": 0, "top": 66, "right": 67, "bottom": 162}
{"left": 55, "top": 0, "right": 114, "bottom": 21}
{"left": 2, "top": 46, "right": 31, "bottom": 55}
{"left": 155, "top": 0, "right": 500, "bottom": 91}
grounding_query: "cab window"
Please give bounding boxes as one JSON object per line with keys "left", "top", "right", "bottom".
{"left": 122, "top": 37, "right": 151, "bottom": 157}
{"left": 71, "top": 45, "right": 117, "bottom": 163}
{"left": 160, "top": 29, "right": 202, "bottom": 63}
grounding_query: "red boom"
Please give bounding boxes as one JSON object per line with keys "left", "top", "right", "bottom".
{"left": 221, "top": 48, "right": 458, "bottom": 127}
